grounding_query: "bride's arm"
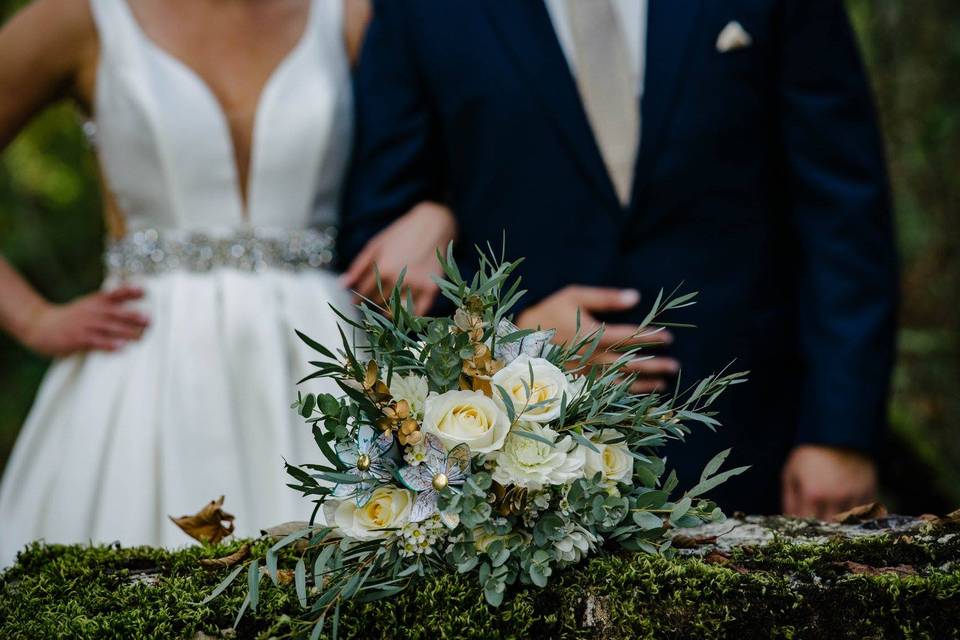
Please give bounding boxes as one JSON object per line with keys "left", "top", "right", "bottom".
{"left": 341, "top": 201, "right": 457, "bottom": 315}
{"left": 343, "top": 0, "right": 372, "bottom": 67}
{"left": 0, "top": 0, "right": 148, "bottom": 356}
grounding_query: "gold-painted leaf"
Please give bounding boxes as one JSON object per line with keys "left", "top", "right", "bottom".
{"left": 364, "top": 360, "right": 379, "bottom": 390}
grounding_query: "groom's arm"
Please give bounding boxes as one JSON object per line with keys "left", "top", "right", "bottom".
{"left": 777, "top": 0, "right": 898, "bottom": 513}
{"left": 340, "top": 0, "right": 446, "bottom": 266}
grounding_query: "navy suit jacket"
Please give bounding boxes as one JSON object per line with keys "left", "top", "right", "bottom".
{"left": 342, "top": 0, "right": 899, "bottom": 513}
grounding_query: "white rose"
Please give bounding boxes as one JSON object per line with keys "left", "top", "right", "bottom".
{"left": 389, "top": 373, "right": 429, "bottom": 419}
{"left": 582, "top": 430, "right": 634, "bottom": 485}
{"left": 491, "top": 355, "right": 571, "bottom": 423}
{"left": 421, "top": 390, "right": 511, "bottom": 454}
{"left": 490, "top": 423, "right": 585, "bottom": 490}
{"left": 331, "top": 485, "right": 413, "bottom": 541}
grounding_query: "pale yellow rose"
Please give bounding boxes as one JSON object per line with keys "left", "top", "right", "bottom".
{"left": 332, "top": 486, "right": 413, "bottom": 540}
{"left": 491, "top": 355, "right": 571, "bottom": 423}
{"left": 421, "top": 390, "right": 511, "bottom": 454}
{"left": 582, "top": 430, "right": 634, "bottom": 485}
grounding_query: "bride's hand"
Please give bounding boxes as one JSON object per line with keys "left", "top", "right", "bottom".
{"left": 341, "top": 202, "right": 457, "bottom": 315}
{"left": 20, "top": 286, "right": 149, "bottom": 357}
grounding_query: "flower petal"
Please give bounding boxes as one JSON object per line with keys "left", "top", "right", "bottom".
{"left": 398, "top": 463, "right": 433, "bottom": 491}
{"left": 409, "top": 489, "right": 439, "bottom": 522}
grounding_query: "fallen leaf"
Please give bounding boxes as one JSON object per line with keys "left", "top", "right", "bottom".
{"left": 199, "top": 543, "right": 251, "bottom": 570}
{"left": 672, "top": 534, "right": 718, "bottom": 549}
{"left": 835, "top": 561, "right": 917, "bottom": 576}
{"left": 276, "top": 569, "right": 296, "bottom": 586}
{"left": 831, "top": 502, "right": 888, "bottom": 525}
{"left": 260, "top": 521, "right": 311, "bottom": 539}
{"left": 703, "top": 550, "right": 732, "bottom": 565}
{"left": 170, "top": 496, "right": 235, "bottom": 544}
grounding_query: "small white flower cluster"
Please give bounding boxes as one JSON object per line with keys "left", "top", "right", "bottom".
{"left": 403, "top": 438, "right": 429, "bottom": 466}
{"left": 396, "top": 513, "right": 447, "bottom": 557}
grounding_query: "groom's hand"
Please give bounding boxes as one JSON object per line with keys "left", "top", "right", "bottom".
{"left": 781, "top": 445, "right": 878, "bottom": 519}
{"left": 517, "top": 285, "right": 679, "bottom": 394}
{"left": 341, "top": 202, "right": 457, "bottom": 315}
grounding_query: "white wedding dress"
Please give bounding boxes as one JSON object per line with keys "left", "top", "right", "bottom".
{"left": 0, "top": 0, "right": 352, "bottom": 565}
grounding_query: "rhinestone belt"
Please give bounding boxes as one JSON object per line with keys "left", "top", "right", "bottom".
{"left": 104, "top": 227, "right": 337, "bottom": 278}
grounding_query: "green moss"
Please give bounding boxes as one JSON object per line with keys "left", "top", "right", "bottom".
{"left": 1, "top": 530, "right": 958, "bottom": 640}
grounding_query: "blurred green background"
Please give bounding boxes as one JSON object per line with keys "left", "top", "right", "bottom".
{"left": 1, "top": 1, "right": 958, "bottom": 512}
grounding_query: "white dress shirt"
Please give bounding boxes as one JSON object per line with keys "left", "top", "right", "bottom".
{"left": 543, "top": 0, "right": 648, "bottom": 98}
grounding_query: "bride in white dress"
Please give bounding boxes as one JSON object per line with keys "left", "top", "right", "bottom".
{"left": 0, "top": 0, "right": 456, "bottom": 565}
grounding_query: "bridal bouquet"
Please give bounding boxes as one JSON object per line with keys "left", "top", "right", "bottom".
{"left": 214, "top": 246, "right": 746, "bottom": 636}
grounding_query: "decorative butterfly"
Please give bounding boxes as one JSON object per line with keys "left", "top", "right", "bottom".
{"left": 334, "top": 424, "right": 398, "bottom": 507}
{"left": 397, "top": 434, "right": 471, "bottom": 522}
{"left": 494, "top": 318, "right": 556, "bottom": 364}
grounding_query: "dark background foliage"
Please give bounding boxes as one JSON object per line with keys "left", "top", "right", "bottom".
{"left": 0, "top": 0, "right": 957, "bottom": 511}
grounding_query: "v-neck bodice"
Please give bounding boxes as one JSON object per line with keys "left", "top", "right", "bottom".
{"left": 89, "top": 0, "right": 352, "bottom": 236}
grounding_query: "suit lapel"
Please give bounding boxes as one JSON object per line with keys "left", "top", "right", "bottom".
{"left": 482, "top": 0, "right": 621, "bottom": 214}
{"left": 631, "top": 0, "right": 704, "bottom": 206}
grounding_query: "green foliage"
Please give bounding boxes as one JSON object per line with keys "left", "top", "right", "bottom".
{"left": 1, "top": 531, "right": 958, "bottom": 639}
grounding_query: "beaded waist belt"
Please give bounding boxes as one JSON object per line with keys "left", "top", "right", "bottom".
{"left": 104, "top": 227, "right": 337, "bottom": 278}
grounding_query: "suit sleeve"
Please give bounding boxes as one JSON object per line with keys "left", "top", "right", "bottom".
{"left": 777, "top": 0, "right": 899, "bottom": 454}
{"left": 339, "top": 0, "right": 446, "bottom": 265}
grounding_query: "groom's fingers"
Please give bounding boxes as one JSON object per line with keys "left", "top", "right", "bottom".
{"left": 569, "top": 285, "right": 640, "bottom": 312}
{"left": 623, "top": 356, "right": 680, "bottom": 377}
{"left": 588, "top": 352, "right": 679, "bottom": 394}
{"left": 600, "top": 324, "right": 674, "bottom": 348}
{"left": 340, "top": 243, "right": 378, "bottom": 289}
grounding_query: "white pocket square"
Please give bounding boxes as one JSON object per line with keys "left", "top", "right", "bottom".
{"left": 716, "top": 21, "right": 753, "bottom": 53}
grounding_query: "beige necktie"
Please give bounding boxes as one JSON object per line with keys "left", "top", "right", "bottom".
{"left": 566, "top": 0, "right": 639, "bottom": 205}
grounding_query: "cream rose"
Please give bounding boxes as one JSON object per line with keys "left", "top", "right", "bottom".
{"left": 582, "top": 430, "right": 634, "bottom": 485}
{"left": 490, "top": 423, "right": 585, "bottom": 490}
{"left": 491, "top": 355, "right": 571, "bottom": 423}
{"left": 332, "top": 485, "right": 413, "bottom": 540}
{"left": 421, "top": 390, "right": 511, "bottom": 454}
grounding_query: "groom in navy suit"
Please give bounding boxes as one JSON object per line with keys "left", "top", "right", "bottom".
{"left": 342, "top": 0, "right": 898, "bottom": 515}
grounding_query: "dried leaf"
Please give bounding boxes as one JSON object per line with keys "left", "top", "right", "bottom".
{"left": 835, "top": 560, "right": 917, "bottom": 576}
{"left": 276, "top": 569, "right": 296, "bottom": 586}
{"left": 831, "top": 502, "right": 888, "bottom": 525}
{"left": 170, "top": 496, "right": 235, "bottom": 544}
{"left": 199, "top": 543, "right": 251, "bottom": 570}
{"left": 672, "top": 534, "right": 718, "bottom": 549}
{"left": 702, "top": 550, "right": 749, "bottom": 574}
{"left": 260, "top": 521, "right": 312, "bottom": 539}
{"left": 703, "top": 550, "right": 732, "bottom": 565}
{"left": 260, "top": 521, "right": 312, "bottom": 553}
